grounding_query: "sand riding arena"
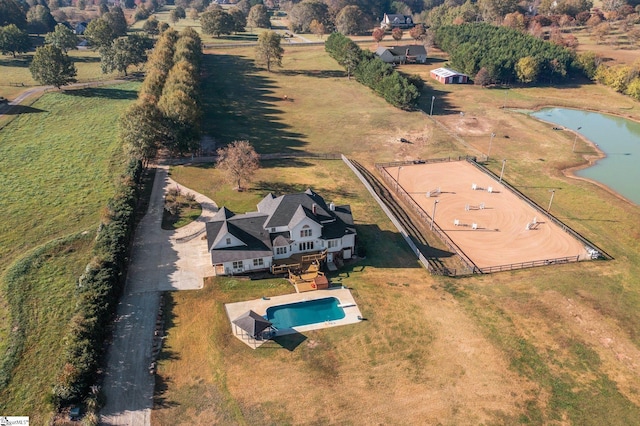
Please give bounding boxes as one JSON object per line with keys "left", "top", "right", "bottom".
{"left": 376, "top": 158, "right": 608, "bottom": 274}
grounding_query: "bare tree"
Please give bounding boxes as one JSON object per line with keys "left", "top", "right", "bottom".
{"left": 216, "top": 140, "right": 260, "bottom": 191}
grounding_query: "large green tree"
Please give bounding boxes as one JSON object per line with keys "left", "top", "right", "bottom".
{"left": 26, "top": 4, "right": 56, "bottom": 34}
{"left": 142, "top": 15, "right": 159, "bottom": 35}
{"left": 0, "top": 0, "right": 27, "bottom": 29}
{"left": 29, "top": 44, "right": 77, "bottom": 88}
{"left": 45, "top": 24, "right": 78, "bottom": 53}
{"left": 246, "top": 4, "right": 270, "bottom": 29}
{"left": 229, "top": 7, "right": 246, "bottom": 33}
{"left": 288, "top": 0, "right": 329, "bottom": 33}
{"left": 84, "top": 18, "right": 116, "bottom": 47}
{"left": 99, "top": 34, "right": 152, "bottom": 75}
{"left": 119, "top": 97, "right": 162, "bottom": 164}
{"left": 335, "top": 5, "right": 368, "bottom": 35}
{"left": 0, "top": 23, "right": 30, "bottom": 57}
{"left": 255, "top": 30, "right": 283, "bottom": 72}
{"left": 200, "top": 9, "right": 234, "bottom": 37}
{"left": 103, "top": 5, "right": 128, "bottom": 36}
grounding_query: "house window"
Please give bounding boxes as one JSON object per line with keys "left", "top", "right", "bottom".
{"left": 276, "top": 247, "right": 287, "bottom": 255}
{"left": 328, "top": 240, "right": 338, "bottom": 249}
{"left": 300, "top": 241, "right": 314, "bottom": 251}
{"left": 232, "top": 261, "right": 243, "bottom": 270}
{"left": 226, "top": 237, "right": 231, "bottom": 245}
{"left": 300, "top": 226, "right": 312, "bottom": 238}
{"left": 253, "top": 258, "right": 264, "bottom": 267}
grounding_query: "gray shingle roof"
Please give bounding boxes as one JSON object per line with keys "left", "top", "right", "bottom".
{"left": 207, "top": 190, "right": 355, "bottom": 263}
{"left": 232, "top": 310, "right": 272, "bottom": 338}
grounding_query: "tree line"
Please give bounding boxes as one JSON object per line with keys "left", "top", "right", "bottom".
{"left": 435, "top": 23, "right": 577, "bottom": 84}
{"left": 51, "top": 158, "right": 144, "bottom": 415}
{"left": 325, "top": 32, "right": 420, "bottom": 110}
{"left": 120, "top": 27, "right": 203, "bottom": 162}
{"left": 49, "top": 27, "right": 202, "bottom": 415}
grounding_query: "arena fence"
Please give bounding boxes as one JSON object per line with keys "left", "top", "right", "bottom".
{"left": 375, "top": 159, "right": 478, "bottom": 276}
{"left": 375, "top": 157, "right": 612, "bottom": 276}
{"left": 341, "top": 155, "right": 436, "bottom": 274}
{"left": 465, "top": 158, "right": 613, "bottom": 261}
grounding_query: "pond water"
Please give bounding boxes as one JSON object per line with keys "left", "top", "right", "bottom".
{"left": 530, "top": 108, "right": 640, "bottom": 205}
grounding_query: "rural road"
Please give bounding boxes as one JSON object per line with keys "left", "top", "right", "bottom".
{"left": 100, "top": 163, "right": 217, "bottom": 425}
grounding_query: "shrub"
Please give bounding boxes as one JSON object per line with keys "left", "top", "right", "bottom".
{"left": 52, "top": 159, "right": 143, "bottom": 408}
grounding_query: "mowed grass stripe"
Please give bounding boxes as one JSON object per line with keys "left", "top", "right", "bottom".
{"left": 0, "top": 83, "right": 139, "bottom": 411}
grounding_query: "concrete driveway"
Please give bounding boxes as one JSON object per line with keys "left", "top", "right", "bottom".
{"left": 100, "top": 164, "right": 217, "bottom": 425}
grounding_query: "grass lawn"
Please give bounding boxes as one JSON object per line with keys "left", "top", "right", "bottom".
{"left": 0, "top": 50, "right": 119, "bottom": 101}
{"left": 132, "top": 6, "right": 268, "bottom": 45}
{"left": 154, "top": 45, "right": 640, "bottom": 424}
{"left": 0, "top": 233, "right": 95, "bottom": 425}
{"left": 201, "top": 45, "right": 460, "bottom": 163}
{"left": 161, "top": 190, "right": 202, "bottom": 230}
{"left": 0, "top": 83, "right": 139, "bottom": 420}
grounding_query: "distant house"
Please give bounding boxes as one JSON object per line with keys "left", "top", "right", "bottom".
{"left": 74, "top": 22, "right": 89, "bottom": 35}
{"left": 430, "top": 67, "right": 469, "bottom": 84}
{"left": 375, "top": 45, "right": 427, "bottom": 64}
{"left": 206, "top": 189, "right": 356, "bottom": 276}
{"left": 380, "top": 13, "right": 414, "bottom": 30}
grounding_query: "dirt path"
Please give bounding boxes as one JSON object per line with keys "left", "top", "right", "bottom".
{"left": 100, "top": 164, "right": 217, "bottom": 425}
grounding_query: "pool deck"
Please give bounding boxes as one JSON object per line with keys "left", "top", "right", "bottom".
{"left": 225, "top": 287, "right": 362, "bottom": 349}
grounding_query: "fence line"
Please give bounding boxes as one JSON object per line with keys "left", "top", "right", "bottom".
{"left": 465, "top": 158, "right": 613, "bottom": 260}
{"left": 479, "top": 255, "right": 579, "bottom": 274}
{"left": 375, "top": 155, "right": 475, "bottom": 169}
{"left": 375, "top": 163, "right": 478, "bottom": 275}
{"left": 374, "top": 157, "right": 611, "bottom": 275}
{"left": 341, "top": 155, "right": 433, "bottom": 273}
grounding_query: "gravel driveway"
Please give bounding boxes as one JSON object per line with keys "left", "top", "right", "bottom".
{"left": 100, "top": 164, "right": 217, "bottom": 425}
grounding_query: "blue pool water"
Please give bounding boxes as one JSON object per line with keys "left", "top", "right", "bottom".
{"left": 266, "top": 297, "right": 346, "bottom": 329}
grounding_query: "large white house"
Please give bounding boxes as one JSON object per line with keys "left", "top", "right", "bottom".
{"left": 380, "top": 13, "right": 414, "bottom": 30}
{"left": 206, "top": 189, "right": 356, "bottom": 276}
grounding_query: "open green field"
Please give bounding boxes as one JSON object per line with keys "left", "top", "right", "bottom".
{"left": 131, "top": 6, "right": 269, "bottom": 45}
{"left": 200, "top": 45, "right": 458, "bottom": 161}
{"left": 153, "top": 45, "right": 640, "bottom": 424}
{"left": 0, "top": 50, "right": 118, "bottom": 101}
{"left": 0, "top": 83, "right": 138, "bottom": 422}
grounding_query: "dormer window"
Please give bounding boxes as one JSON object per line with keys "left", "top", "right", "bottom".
{"left": 226, "top": 238, "right": 231, "bottom": 245}
{"left": 300, "top": 225, "right": 312, "bottom": 238}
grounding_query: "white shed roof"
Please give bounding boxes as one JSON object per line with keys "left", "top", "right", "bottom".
{"left": 431, "top": 67, "right": 467, "bottom": 78}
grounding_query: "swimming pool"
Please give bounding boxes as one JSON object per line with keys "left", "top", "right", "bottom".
{"left": 266, "top": 297, "right": 346, "bottom": 330}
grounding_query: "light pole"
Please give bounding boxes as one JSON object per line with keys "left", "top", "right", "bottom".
{"left": 431, "top": 199, "right": 439, "bottom": 230}
{"left": 503, "top": 89, "right": 508, "bottom": 109}
{"left": 572, "top": 126, "right": 582, "bottom": 152}
{"left": 547, "top": 189, "right": 555, "bottom": 213}
{"left": 430, "top": 96, "right": 435, "bottom": 116}
{"left": 499, "top": 159, "right": 506, "bottom": 184}
{"left": 396, "top": 166, "right": 402, "bottom": 188}
{"left": 488, "top": 132, "right": 496, "bottom": 161}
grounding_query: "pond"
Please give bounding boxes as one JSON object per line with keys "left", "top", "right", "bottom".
{"left": 530, "top": 108, "right": 640, "bottom": 205}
